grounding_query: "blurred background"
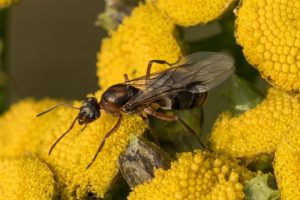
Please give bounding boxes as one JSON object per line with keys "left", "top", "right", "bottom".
{"left": 7, "top": 0, "right": 105, "bottom": 103}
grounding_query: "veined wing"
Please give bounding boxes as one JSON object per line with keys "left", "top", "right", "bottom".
{"left": 124, "top": 51, "right": 235, "bottom": 107}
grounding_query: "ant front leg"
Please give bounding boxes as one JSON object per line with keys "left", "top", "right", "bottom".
{"left": 86, "top": 115, "right": 123, "bottom": 169}
{"left": 143, "top": 107, "right": 210, "bottom": 151}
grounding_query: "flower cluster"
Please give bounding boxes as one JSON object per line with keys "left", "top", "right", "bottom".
{"left": 97, "top": 3, "right": 182, "bottom": 90}
{"left": 274, "top": 125, "right": 300, "bottom": 200}
{"left": 0, "top": 156, "right": 56, "bottom": 200}
{"left": 236, "top": 0, "right": 300, "bottom": 92}
{"left": 128, "top": 150, "right": 254, "bottom": 200}
{"left": 0, "top": 98, "right": 146, "bottom": 199}
{"left": 210, "top": 0, "right": 300, "bottom": 198}
{"left": 149, "top": 0, "right": 237, "bottom": 26}
{"left": 1, "top": 0, "right": 299, "bottom": 199}
{"left": 210, "top": 88, "right": 300, "bottom": 157}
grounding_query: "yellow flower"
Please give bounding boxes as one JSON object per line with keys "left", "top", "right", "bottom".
{"left": 274, "top": 125, "right": 300, "bottom": 200}
{"left": 97, "top": 2, "right": 183, "bottom": 90}
{"left": 210, "top": 88, "right": 300, "bottom": 157}
{"left": 0, "top": 98, "right": 146, "bottom": 199}
{"left": 0, "top": 156, "right": 56, "bottom": 200}
{"left": 128, "top": 150, "right": 253, "bottom": 200}
{"left": 0, "top": 98, "right": 61, "bottom": 157}
{"left": 149, "top": 0, "right": 237, "bottom": 26}
{"left": 0, "top": 0, "right": 17, "bottom": 8}
{"left": 236, "top": 0, "right": 300, "bottom": 92}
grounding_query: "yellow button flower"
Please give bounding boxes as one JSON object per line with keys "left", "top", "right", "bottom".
{"left": 97, "top": 2, "right": 183, "bottom": 90}
{"left": 0, "top": 98, "right": 61, "bottom": 157}
{"left": 0, "top": 156, "right": 56, "bottom": 200}
{"left": 128, "top": 150, "right": 254, "bottom": 200}
{"left": 236, "top": 0, "right": 300, "bottom": 91}
{"left": 0, "top": 0, "right": 17, "bottom": 8}
{"left": 210, "top": 88, "right": 300, "bottom": 157}
{"left": 274, "top": 126, "right": 300, "bottom": 200}
{"left": 0, "top": 97, "right": 146, "bottom": 199}
{"left": 150, "top": 0, "right": 237, "bottom": 26}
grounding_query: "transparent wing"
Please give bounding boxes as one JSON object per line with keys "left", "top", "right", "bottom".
{"left": 125, "top": 51, "right": 235, "bottom": 107}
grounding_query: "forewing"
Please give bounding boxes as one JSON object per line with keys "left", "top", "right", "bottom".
{"left": 125, "top": 52, "right": 235, "bottom": 106}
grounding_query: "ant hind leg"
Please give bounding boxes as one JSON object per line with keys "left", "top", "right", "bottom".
{"left": 140, "top": 114, "right": 160, "bottom": 145}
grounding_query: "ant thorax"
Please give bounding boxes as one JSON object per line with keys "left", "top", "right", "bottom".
{"left": 100, "top": 84, "right": 140, "bottom": 116}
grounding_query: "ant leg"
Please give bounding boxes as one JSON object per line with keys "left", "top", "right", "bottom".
{"left": 145, "top": 60, "right": 173, "bottom": 81}
{"left": 49, "top": 117, "right": 78, "bottom": 155}
{"left": 143, "top": 107, "right": 210, "bottom": 151}
{"left": 81, "top": 124, "right": 87, "bottom": 132}
{"left": 143, "top": 107, "right": 178, "bottom": 121}
{"left": 124, "top": 74, "right": 129, "bottom": 82}
{"left": 177, "top": 117, "right": 210, "bottom": 151}
{"left": 140, "top": 114, "right": 160, "bottom": 145}
{"left": 86, "top": 115, "right": 123, "bottom": 169}
{"left": 145, "top": 56, "right": 182, "bottom": 80}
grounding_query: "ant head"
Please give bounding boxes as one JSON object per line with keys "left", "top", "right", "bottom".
{"left": 78, "top": 97, "right": 101, "bottom": 125}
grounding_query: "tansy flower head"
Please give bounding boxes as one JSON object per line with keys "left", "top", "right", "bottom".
{"left": 274, "top": 125, "right": 300, "bottom": 200}
{"left": 0, "top": 156, "right": 56, "bottom": 200}
{"left": 210, "top": 88, "right": 300, "bottom": 158}
{"left": 97, "top": 2, "right": 183, "bottom": 90}
{"left": 0, "top": 98, "right": 61, "bottom": 157}
{"left": 0, "top": 97, "right": 146, "bottom": 199}
{"left": 128, "top": 150, "right": 254, "bottom": 200}
{"left": 149, "top": 0, "right": 237, "bottom": 26}
{"left": 236, "top": 0, "right": 300, "bottom": 92}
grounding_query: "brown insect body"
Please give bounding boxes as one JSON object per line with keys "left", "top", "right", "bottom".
{"left": 100, "top": 84, "right": 141, "bottom": 116}
{"left": 37, "top": 51, "right": 235, "bottom": 169}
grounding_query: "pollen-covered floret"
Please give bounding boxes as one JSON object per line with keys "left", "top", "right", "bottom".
{"left": 0, "top": 0, "right": 17, "bottom": 8}
{"left": 149, "top": 0, "right": 237, "bottom": 26}
{"left": 210, "top": 88, "right": 300, "bottom": 157}
{"left": 97, "top": 2, "right": 183, "bottom": 90}
{"left": 128, "top": 150, "right": 254, "bottom": 200}
{"left": 0, "top": 97, "right": 146, "bottom": 199}
{"left": 0, "top": 156, "right": 56, "bottom": 200}
{"left": 0, "top": 98, "right": 61, "bottom": 157}
{"left": 274, "top": 125, "right": 300, "bottom": 200}
{"left": 236, "top": 0, "right": 300, "bottom": 91}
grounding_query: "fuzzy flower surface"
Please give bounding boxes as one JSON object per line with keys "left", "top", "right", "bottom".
{"left": 0, "top": 98, "right": 146, "bottom": 199}
{"left": 97, "top": 2, "right": 183, "bottom": 90}
{"left": 150, "top": 0, "right": 237, "bottom": 26}
{"left": 128, "top": 150, "right": 254, "bottom": 200}
{"left": 210, "top": 88, "right": 300, "bottom": 157}
{"left": 236, "top": 0, "right": 300, "bottom": 91}
{"left": 0, "top": 99, "right": 61, "bottom": 157}
{"left": 274, "top": 126, "right": 300, "bottom": 200}
{"left": 0, "top": 156, "right": 56, "bottom": 200}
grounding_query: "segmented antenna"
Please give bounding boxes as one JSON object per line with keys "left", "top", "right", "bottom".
{"left": 36, "top": 103, "right": 80, "bottom": 117}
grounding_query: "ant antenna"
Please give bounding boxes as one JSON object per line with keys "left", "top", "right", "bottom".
{"left": 48, "top": 116, "right": 78, "bottom": 155}
{"left": 36, "top": 103, "right": 80, "bottom": 117}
